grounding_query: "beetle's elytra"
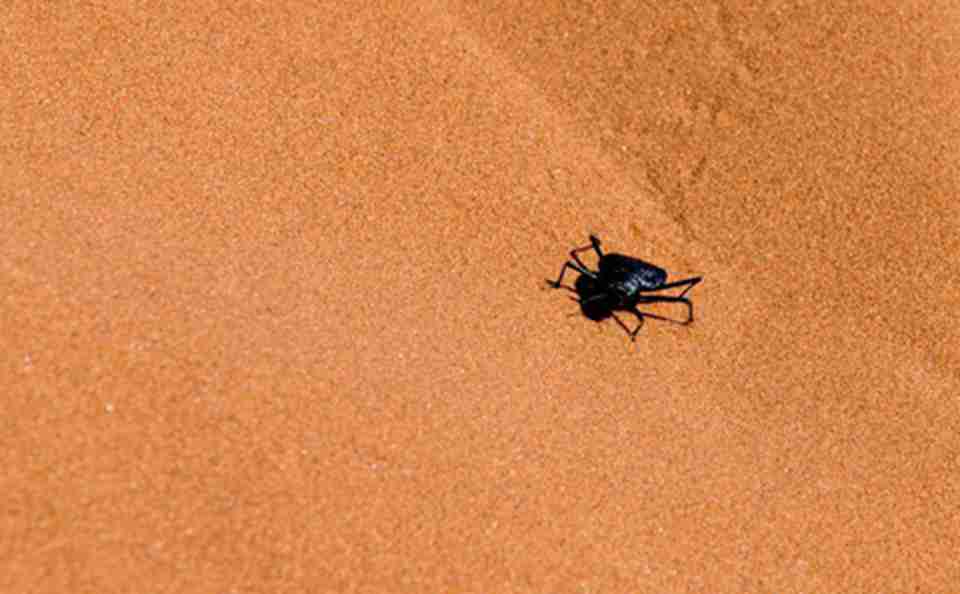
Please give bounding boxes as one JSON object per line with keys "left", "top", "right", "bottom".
{"left": 547, "top": 235, "right": 702, "bottom": 341}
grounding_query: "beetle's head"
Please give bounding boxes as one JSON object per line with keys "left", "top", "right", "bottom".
{"left": 574, "top": 274, "right": 618, "bottom": 321}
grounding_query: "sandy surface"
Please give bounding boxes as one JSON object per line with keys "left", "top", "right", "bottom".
{"left": 4, "top": 2, "right": 960, "bottom": 592}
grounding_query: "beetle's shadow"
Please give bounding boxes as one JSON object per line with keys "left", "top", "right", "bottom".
{"left": 549, "top": 273, "right": 689, "bottom": 338}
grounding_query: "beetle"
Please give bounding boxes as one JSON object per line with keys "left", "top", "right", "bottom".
{"left": 546, "top": 234, "right": 702, "bottom": 340}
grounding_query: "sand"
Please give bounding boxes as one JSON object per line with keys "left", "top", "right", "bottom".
{"left": 4, "top": 2, "right": 959, "bottom": 592}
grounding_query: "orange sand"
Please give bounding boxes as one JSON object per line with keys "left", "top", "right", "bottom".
{"left": 4, "top": 2, "right": 959, "bottom": 592}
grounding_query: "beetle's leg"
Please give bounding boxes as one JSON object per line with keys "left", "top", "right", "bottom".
{"left": 611, "top": 311, "right": 641, "bottom": 340}
{"left": 588, "top": 235, "right": 604, "bottom": 257}
{"left": 629, "top": 305, "right": 682, "bottom": 325}
{"left": 634, "top": 295, "right": 695, "bottom": 324}
{"left": 637, "top": 276, "right": 702, "bottom": 298}
{"left": 617, "top": 306, "right": 685, "bottom": 341}
{"left": 629, "top": 277, "right": 701, "bottom": 323}
{"left": 547, "top": 260, "right": 594, "bottom": 289}
{"left": 568, "top": 238, "right": 601, "bottom": 272}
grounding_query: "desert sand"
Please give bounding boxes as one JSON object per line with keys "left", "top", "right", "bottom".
{"left": 4, "top": 2, "right": 959, "bottom": 592}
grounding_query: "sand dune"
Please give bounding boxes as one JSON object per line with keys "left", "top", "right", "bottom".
{"left": 4, "top": 2, "right": 958, "bottom": 591}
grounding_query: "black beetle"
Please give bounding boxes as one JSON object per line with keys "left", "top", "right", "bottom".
{"left": 547, "top": 235, "right": 702, "bottom": 341}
